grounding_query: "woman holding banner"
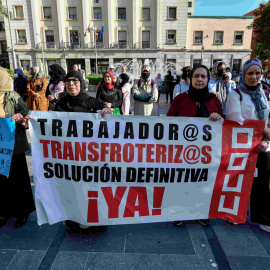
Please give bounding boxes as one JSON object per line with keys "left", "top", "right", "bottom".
{"left": 226, "top": 59, "right": 270, "bottom": 232}
{"left": 167, "top": 64, "right": 224, "bottom": 226}
{"left": 0, "top": 67, "right": 36, "bottom": 229}
{"left": 54, "top": 70, "right": 111, "bottom": 234}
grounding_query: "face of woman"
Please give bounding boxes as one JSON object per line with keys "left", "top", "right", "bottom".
{"left": 218, "top": 64, "right": 225, "bottom": 71}
{"left": 245, "top": 65, "right": 261, "bottom": 87}
{"left": 104, "top": 73, "right": 112, "bottom": 83}
{"left": 65, "top": 77, "right": 81, "bottom": 96}
{"left": 192, "top": 68, "right": 208, "bottom": 90}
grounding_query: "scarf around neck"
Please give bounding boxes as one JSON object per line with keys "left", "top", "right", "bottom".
{"left": 238, "top": 83, "right": 266, "bottom": 120}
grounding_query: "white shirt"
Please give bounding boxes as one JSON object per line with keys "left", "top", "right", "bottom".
{"left": 173, "top": 81, "right": 190, "bottom": 99}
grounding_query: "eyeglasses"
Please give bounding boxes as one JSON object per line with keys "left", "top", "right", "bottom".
{"left": 65, "top": 79, "right": 80, "bottom": 84}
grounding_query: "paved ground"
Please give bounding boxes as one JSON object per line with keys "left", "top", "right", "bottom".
{"left": 1, "top": 93, "right": 270, "bottom": 270}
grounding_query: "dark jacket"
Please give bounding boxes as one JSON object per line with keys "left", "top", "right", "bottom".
{"left": 4, "top": 92, "right": 29, "bottom": 155}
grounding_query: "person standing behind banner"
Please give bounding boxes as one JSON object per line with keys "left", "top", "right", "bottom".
{"left": 46, "top": 64, "right": 66, "bottom": 111}
{"left": 167, "top": 64, "right": 224, "bottom": 227}
{"left": 54, "top": 70, "right": 111, "bottom": 234}
{"left": 155, "top": 73, "right": 163, "bottom": 103}
{"left": 26, "top": 66, "right": 49, "bottom": 111}
{"left": 173, "top": 66, "right": 192, "bottom": 99}
{"left": 96, "top": 71, "right": 123, "bottom": 114}
{"left": 164, "top": 70, "right": 174, "bottom": 104}
{"left": 14, "top": 68, "right": 28, "bottom": 101}
{"left": 0, "top": 67, "right": 35, "bottom": 229}
{"left": 132, "top": 65, "right": 159, "bottom": 116}
{"left": 226, "top": 59, "right": 270, "bottom": 232}
{"left": 119, "top": 73, "right": 131, "bottom": 115}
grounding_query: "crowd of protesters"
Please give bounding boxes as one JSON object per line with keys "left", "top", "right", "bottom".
{"left": 1, "top": 58, "right": 270, "bottom": 235}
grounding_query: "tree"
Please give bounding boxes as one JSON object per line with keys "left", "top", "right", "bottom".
{"left": 248, "top": 1, "right": 270, "bottom": 60}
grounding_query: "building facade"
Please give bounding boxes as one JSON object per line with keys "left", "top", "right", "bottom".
{"left": 186, "top": 16, "right": 254, "bottom": 73}
{"left": 4, "top": 0, "right": 253, "bottom": 76}
{"left": 4, "top": 0, "right": 194, "bottom": 75}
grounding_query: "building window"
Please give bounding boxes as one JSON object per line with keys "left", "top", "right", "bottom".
{"left": 193, "top": 59, "right": 201, "bottom": 68}
{"left": 68, "top": 7, "right": 77, "bottom": 19}
{"left": 43, "top": 7, "right": 52, "bottom": 19}
{"left": 142, "top": 30, "right": 150, "bottom": 48}
{"left": 47, "top": 60, "right": 56, "bottom": 69}
{"left": 95, "top": 0, "right": 99, "bottom": 3}
{"left": 194, "top": 31, "right": 203, "bottom": 44}
{"left": 94, "top": 7, "right": 102, "bottom": 19}
{"left": 234, "top": 31, "right": 244, "bottom": 44}
{"left": 167, "top": 30, "right": 176, "bottom": 44}
{"left": 0, "top": 22, "right": 5, "bottom": 31}
{"left": 69, "top": 30, "right": 79, "bottom": 48}
{"left": 45, "top": 30, "right": 55, "bottom": 47}
{"left": 17, "top": 30, "right": 27, "bottom": 43}
{"left": 14, "top": 6, "right": 24, "bottom": 19}
{"left": 213, "top": 59, "right": 222, "bottom": 65}
{"left": 168, "top": 7, "right": 177, "bottom": 20}
{"left": 21, "top": 60, "right": 30, "bottom": 71}
{"left": 0, "top": 41, "right": 7, "bottom": 53}
{"left": 214, "top": 31, "right": 223, "bottom": 44}
{"left": 233, "top": 59, "right": 242, "bottom": 74}
{"left": 118, "top": 8, "right": 126, "bottom": 20}
{"left": 118, "top": 31, "right": 127, "bottom": 48}
{"left": 188, "top": 13, "right": 191, "bottom": 16}
{"left": 188, "top": 2, "right": 192, "bottom": 7}
{"left": 142, "top": 8, "right": 150, "bottom": 20}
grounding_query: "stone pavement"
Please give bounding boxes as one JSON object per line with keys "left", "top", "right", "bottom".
{"left": 1, "top": 93, "right": 270, "bottom": 270}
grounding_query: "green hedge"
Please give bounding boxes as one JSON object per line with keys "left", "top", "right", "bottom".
{"left": 5, "top": 69, "right": 14, "bottom": 80}
{"left": 86, "top": 75, "right": 103, "bottom": 85}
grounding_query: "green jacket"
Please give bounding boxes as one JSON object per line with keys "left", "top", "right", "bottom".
{"left": 4, "top": 91, "right": 29, "bottom": 155}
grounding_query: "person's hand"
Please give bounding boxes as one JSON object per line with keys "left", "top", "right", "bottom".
{"left": 11, "top": 113, "right": 24, "bottom": 124}
{"left": 110, "top": 108, "right": 114, "bottom": 112}
{"left": 263, "top": 128, "right": 270, "bottom": 140}
{"left": 22, "top": 115, "right": 31, "bottom": 126}
{"left": 209, "top": 112, "right": 223, "bottom": 122}
{"left": 255, "top": 141, "right": 268, "bottom": 153}
{"left": 106, "top": 103, "right": 112, "bottom": 108}
{"left": 100, "top": 108, "right": 112, "bottom": 118}
{"left": 35, "top": 93, "right": 40, "bottom": 98}
{"left": 48, "top": 95, "right": 55, "bottom": 101}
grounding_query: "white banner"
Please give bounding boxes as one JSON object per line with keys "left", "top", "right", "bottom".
{"left": 29, "top": 111, "right": 264, "bottom": 225}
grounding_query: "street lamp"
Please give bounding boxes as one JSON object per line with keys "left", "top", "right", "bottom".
{"left": 201, "top": 35, "right": 209, "bottom": 64}
{"left": 6, "top": 0, "right": 16, "bottom": 69}
{"left": 36, "top": 33, "right": 46, "bottom": 76}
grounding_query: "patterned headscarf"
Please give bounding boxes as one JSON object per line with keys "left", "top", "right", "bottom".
{"left": 0, "top": 67, "right": 13, "bottom": 93}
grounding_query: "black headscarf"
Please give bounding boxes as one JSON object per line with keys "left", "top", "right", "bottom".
{"left": 188, "top": 65, "right": 216, "bottom": 117}
{"left": 119, "top": 73, "right": 129, "bottom": 89}
{"left": 48, "top": 64, "right": 66, "bottom": 86}
{"left": 54, "top": 70, "right": 91, "bottom": 112}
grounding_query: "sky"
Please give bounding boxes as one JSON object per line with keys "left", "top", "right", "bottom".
{"left": 195, "top": 0, "right": 266, "bottom": 16}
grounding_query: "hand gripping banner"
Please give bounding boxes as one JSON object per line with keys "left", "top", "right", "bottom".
{"left": 29, "top": 111, "right": 264, "bottom": 225}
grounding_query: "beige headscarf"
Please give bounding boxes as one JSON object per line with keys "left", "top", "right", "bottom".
{"left": 0, "top": 67, "right": 13, "bottom": 118}
{"left": 0, "top": 67, "right": 13, "bottom": 93}
{"left": 31, "top": 66, "right": 41, "bottom": 81}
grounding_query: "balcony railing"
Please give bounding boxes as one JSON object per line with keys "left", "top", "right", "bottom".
{"left": 35, "top": 42, "right": 160, "bottom": 50}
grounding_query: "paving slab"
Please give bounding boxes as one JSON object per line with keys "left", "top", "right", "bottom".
{"left": 228, "top": 256, "right": 270, "bottom": 270}
{"left": 5, "top": 250, "right": 45, "bottom": 270}
{"left": 0, "top": 250, "right": 18, "bottom": 270}
{"left": 213, "top": 225, "right": 269, "bottom": 257}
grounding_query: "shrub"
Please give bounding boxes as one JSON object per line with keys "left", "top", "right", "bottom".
{"left": 5, "top": 68, "right": 14, "bottom": 80}
{"left": 86, "top": 75, "right": 103, "bottom": 85}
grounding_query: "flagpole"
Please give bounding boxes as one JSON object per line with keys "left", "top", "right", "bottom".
{"left": 92, "top": 26, "right": 98, "bottom": 74}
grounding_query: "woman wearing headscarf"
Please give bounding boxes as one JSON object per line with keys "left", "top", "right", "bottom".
{"left": 168, "top": 65, "right": 224, "bottom": 227}
{"left": 173, "top": 66, "right": 192, "bottom": 99}
{"left": 226, "top": 59, "right": 270, "bottom": 232}
{"left": 26, "top": 66, "right": 48, "bottom": 111}
{"left": 225, "top": 72, "right": 236, "bottom": 92}
{"left": 46, "top": 64, "right": 66, "bottom": 111}
{"left": 208, "top": 61, "right": 230, "bottom": 114}
{"left": 54, "top": 70, "right": 111, "bottom": 233}
{"left": 14, "top": 68, "right": 28, "bottom": 101}
{"left": 0, "top": 68, "right": 35, "bottom": 229}
{"left": 96, "top": 71, "right": 123, "bottom": 114}
{"left": 119, "top": 73, "right": 131, "bottom": 115}
{"left": 132, "top": 65, "right": 159, "bottom": 116}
